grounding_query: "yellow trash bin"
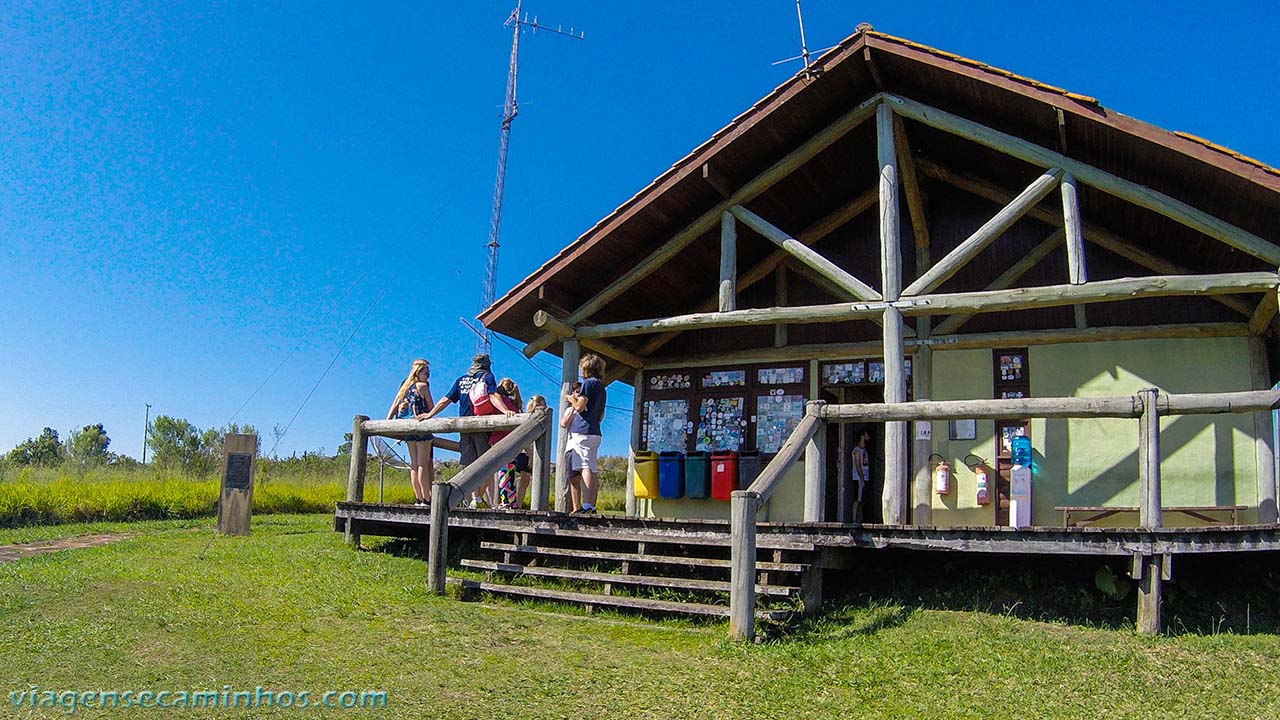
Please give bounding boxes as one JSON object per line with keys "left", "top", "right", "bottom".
{"left": 633, "top": 451, "right": 659, "bottom": 499}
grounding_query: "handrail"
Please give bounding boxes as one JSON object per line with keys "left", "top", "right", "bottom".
{"left": 728, "top": 387, "right": 1280, "bottom": 641}
{"left": 363, "top": 413, "right": 529, "bottom": 438}
{"left": 425, "top": 408, "right": 553, "bottom": 595}
{"left": 444, "top": 410, "right": 550, "bottom": 504}
{"left": 746, "top": 412, "right": 822, "bottom": 501}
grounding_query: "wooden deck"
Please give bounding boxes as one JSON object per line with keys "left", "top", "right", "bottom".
{"left": 335, "top": 501, "right": 1280, "bottom": 557}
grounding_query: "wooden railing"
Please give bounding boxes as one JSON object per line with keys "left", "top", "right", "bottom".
{"left": 728, "top": 389, "right": 1280, "bottom": 640}
{"left": 344, "top": 410, "right": 554, "bottom": 575}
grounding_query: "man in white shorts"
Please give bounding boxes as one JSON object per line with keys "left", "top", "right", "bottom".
{"left": 567, "top": 353, "right": 607, "bottom": 514}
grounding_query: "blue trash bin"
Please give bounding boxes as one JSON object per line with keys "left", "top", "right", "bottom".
{"left": 658, "top": 451, "right": 685, "bottom": 499}
{"left": 737, "top": 451, "right": 762, "bottom": 491}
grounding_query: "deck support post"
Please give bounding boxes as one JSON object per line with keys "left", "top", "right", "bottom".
{"left": 1137, "top": 388, "right": 1162, "bottom": 529}
{"left": 554, "top": 339, "right": 581, "bottom": 512}
{"left": 344, "top": 414, "right": 370, "bottom": 547}
{"left": 1249, "top": 337, "right": 1278, "bottom": 524}
{"left": 530, "top": 412, "right": 552, "bottom": 512}
{"left": 800, "top": 566, "right": 824, "bottom": 616}
{"left": 729, "top": 490, "right": 760, "bottom": 641}
{"left": 1135, "top": 553, "right": 1163, "bottom": 635}
{"left": 626, "top": 369, "right": 644, "bottom": 517}
{"left": 719, "top": 211, "right": 737, "bottom": 312}
{"left": 804, "top": 401, "right": 828, "bottom": 522}
{"left": 427, "top": 481, "right": 452, "bottom": 594}
{"left": 911, "top": 346, "right": 934, "bottom": 526}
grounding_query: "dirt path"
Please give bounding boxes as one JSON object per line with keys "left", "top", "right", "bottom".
{"left": 0, "top": 534, "right": 130, "bottom": 564}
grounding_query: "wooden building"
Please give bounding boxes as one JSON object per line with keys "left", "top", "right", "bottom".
{"left": 477, "top": 26, "right": 1280, "bottom": 531}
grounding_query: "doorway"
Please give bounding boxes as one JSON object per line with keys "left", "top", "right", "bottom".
{"left": 823, "top": 386, "right": 884, "bottom": 524}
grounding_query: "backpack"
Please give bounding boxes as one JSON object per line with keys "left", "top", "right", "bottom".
{"left": 467, "top": 375, "right": 496, "bottom": 416}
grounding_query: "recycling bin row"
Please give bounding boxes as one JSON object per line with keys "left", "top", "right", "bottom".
{"left": 632, "top": 450, "right": 761, "bottom": 500}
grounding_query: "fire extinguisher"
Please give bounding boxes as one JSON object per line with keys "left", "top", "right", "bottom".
{"left": 930, "top": 453, "right": 950, "bottom": 495}
{"left": 965, "top": 454, "right": 991, "bottom": 506}
{"left": 975, "top": 466, "right": 990, "bottom": 505}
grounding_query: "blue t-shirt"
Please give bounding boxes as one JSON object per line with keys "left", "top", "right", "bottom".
{"left": 445, "top": 371, "right": 497, "bottom": 417}
{"left": 569, "top": 377, "right": 606, "bottom": 436}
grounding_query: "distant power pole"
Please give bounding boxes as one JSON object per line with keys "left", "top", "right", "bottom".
{"left": 142, "top": 403, "right": 151, "bottom": 465}
{"left": 476, "top": 2, "right": 584, "bottom": 355}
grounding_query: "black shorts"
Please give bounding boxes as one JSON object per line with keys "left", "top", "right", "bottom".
{"left": 402, "top": 433, "right": 433, "bottom": 443}
{"left": 513, "top": 451, "right": 531, "bottom": 474}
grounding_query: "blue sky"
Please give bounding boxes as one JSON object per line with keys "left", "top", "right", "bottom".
{"left": 1, "top": 1, "right": 1277, "bottom": 460}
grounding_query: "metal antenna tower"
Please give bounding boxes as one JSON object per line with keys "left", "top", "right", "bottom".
{"left": 477, "top": 2, "right": 584, "bottom": 355}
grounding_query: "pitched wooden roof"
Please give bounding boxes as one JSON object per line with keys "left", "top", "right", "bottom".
{"left": 478, "top": 26, "right": 1280, "bottom": 357}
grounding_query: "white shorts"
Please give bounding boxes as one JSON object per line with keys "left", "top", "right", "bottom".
{"left": 566, "top": 433, "right": 602, "bottom": 473}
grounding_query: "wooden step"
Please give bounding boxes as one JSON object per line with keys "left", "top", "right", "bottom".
{"left": 452, "top": 578, "right": 792, "bottom": 621}
{"left": 477, "top": 523, "right": 815, "bottom": 551}
{"left": 479, "top": 541, "right": 810, "bottom": 573}
{"left": 461, "top": 559, "right": 798, "bottom": 597}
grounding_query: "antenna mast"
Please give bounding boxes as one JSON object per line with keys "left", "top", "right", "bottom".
{"left": 477, "top": 2, "right": 583, "bottom": 355}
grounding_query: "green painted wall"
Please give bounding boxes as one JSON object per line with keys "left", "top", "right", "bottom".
{"left": 926, "top": 337, "right": 1261, "bottom": 528}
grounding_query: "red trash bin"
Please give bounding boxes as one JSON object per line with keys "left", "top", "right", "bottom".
{"left": 711, "top": 450, "right": 739, "bottom": 500}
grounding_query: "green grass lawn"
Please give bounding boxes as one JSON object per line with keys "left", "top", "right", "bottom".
{"left": 2, "top": 515, "right": 1279, "bottom": 719}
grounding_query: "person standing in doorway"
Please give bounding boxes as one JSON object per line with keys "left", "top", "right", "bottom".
{"left": 387, "top": 359, "right": 434, "bottom": 505}
{"left": 852, "top": 426, "right": 871, "bottom": 523}
{"left": 567, "top": 354, "right": 607, "bottom": 514}
{"left": 422, "top": 353, "right": 516, "bottom": 509}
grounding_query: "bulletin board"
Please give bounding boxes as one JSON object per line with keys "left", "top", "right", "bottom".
{"left": 642, "top": 399, "right": 691, "bottom": 452}
{"left": 820, "top": 358, "right": 912, "bottom": 387}
{"left": 695, "top": 396, "right": 746, "bottom": 451}
{"left": 642, "top": 363, "right": 806, "bottom": 456}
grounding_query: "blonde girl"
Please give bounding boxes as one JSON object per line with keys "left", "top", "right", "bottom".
{"left": 387, "top": 358, "right": 435, "bottom": 505}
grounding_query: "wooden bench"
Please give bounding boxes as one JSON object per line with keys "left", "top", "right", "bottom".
{"left": 1055, "top": 505, "right": 1246, "bottom": 528}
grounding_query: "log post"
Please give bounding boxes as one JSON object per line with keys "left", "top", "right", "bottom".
{"left": 774, "top": 265, "right": 788, "bottom": 348}
{"left": 554, "top": 339, "right": 581, "bottom": 512}
{"left": 344, "top": 414, "right": 370, "bottom": 547}
{"left": 626, "top": 369, "right": 644, "bottom": 517}
{"left": 1137, "top": 388, "right": 1162, "bottom": 529}
{"left": 879, "top": 102, "right": 908, "bottom": 526}
{"left": 426, "top": 481, "right": 452, "bottom": 594}
{"left": 1249, "top": 337, "right": 1278, "bottom": 523}
{"left": 720, "top": 211, "right": 737, "bottom": 312}
{"left": 530, "top": 411, "right": 552, "bottom": 512}
{"left": 804, "top": 401, "right": 828, "bottom": 523}
{"left": 911, "top": 346, "right": 934, "bottom": 526}
{"left": 729, "top": 490, "right": 760, "bottom": 641}
{"left": 1135, "top": 553, "right": 1163, "bottom": 635}
{"left": 836, "top": 388, "right": 850, "bottom": 523}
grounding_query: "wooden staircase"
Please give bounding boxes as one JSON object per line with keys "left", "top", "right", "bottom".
{"left": 449, "top": 522, "right": 825, "bottom": 623}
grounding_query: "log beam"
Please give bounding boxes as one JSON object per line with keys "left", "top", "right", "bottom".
{"left": 719, "top": 211, "right": 737, "bottom": 312}
{"left": 931, "top": 229, "right": 1064, "bottom": 336}
{"left": 886, "top": 93, "right": 1280, "bottom": 267}
{"left": 902, "top": 167, "right": 1063, "bottom": 297}
{"left": 730, "top": 205, "right": 882, "bottom": 302}
{"left": 522, "top": 94, "right": 886, "bottom": 358}
{"left": 915, "top": 159, "right": 1259, "bottom": 321}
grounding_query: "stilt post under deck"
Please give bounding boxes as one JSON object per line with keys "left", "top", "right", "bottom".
{"left": 554, "top": 339, "right": 581, "bottom": 512}
{"left": 426, "top": 481, "right": 452, "bottom": 594}
{"left": 729, "top": 490, "right": 759, "bottom": 641}
{"left": 1135, "top": 387, "right": 1162, "bottom": 635}
{"left": 345, "top": 414, "right": 370, "bottom": 547}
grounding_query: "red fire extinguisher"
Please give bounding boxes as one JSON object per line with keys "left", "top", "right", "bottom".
{"left": 931, "top": 453, "right": 951, "bottom": 496}
{"left": 975, "top": 466, "right": 990, "bottom": 505}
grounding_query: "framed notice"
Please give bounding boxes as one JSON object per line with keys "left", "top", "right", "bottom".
{"left": 821, "top": 361, "right": 865, "bottom": 386}
{"left": 643, "top": 399, "right": 690, "bottom": 452}
{"left": 755, "top": 393, "right": 806, "bottom": 454}
{"left": 757, "top": 366, "right": 805, "bottom": 385}
{"left": 696, "top": 396, "right": 746, "bottom": 451}
{"left": 702, "top": 369, "right": 746, "bottom": 388}
{"left": 949, "top": 419, "right": 977, "bottom": 441}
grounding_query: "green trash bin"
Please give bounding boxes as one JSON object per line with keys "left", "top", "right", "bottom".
{"left": 685, "top": 451, "right": 710, "bottom": 499}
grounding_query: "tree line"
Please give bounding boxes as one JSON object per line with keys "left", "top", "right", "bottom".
{"left": 3, "top": 417, "right": 261, "bottom": 476}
